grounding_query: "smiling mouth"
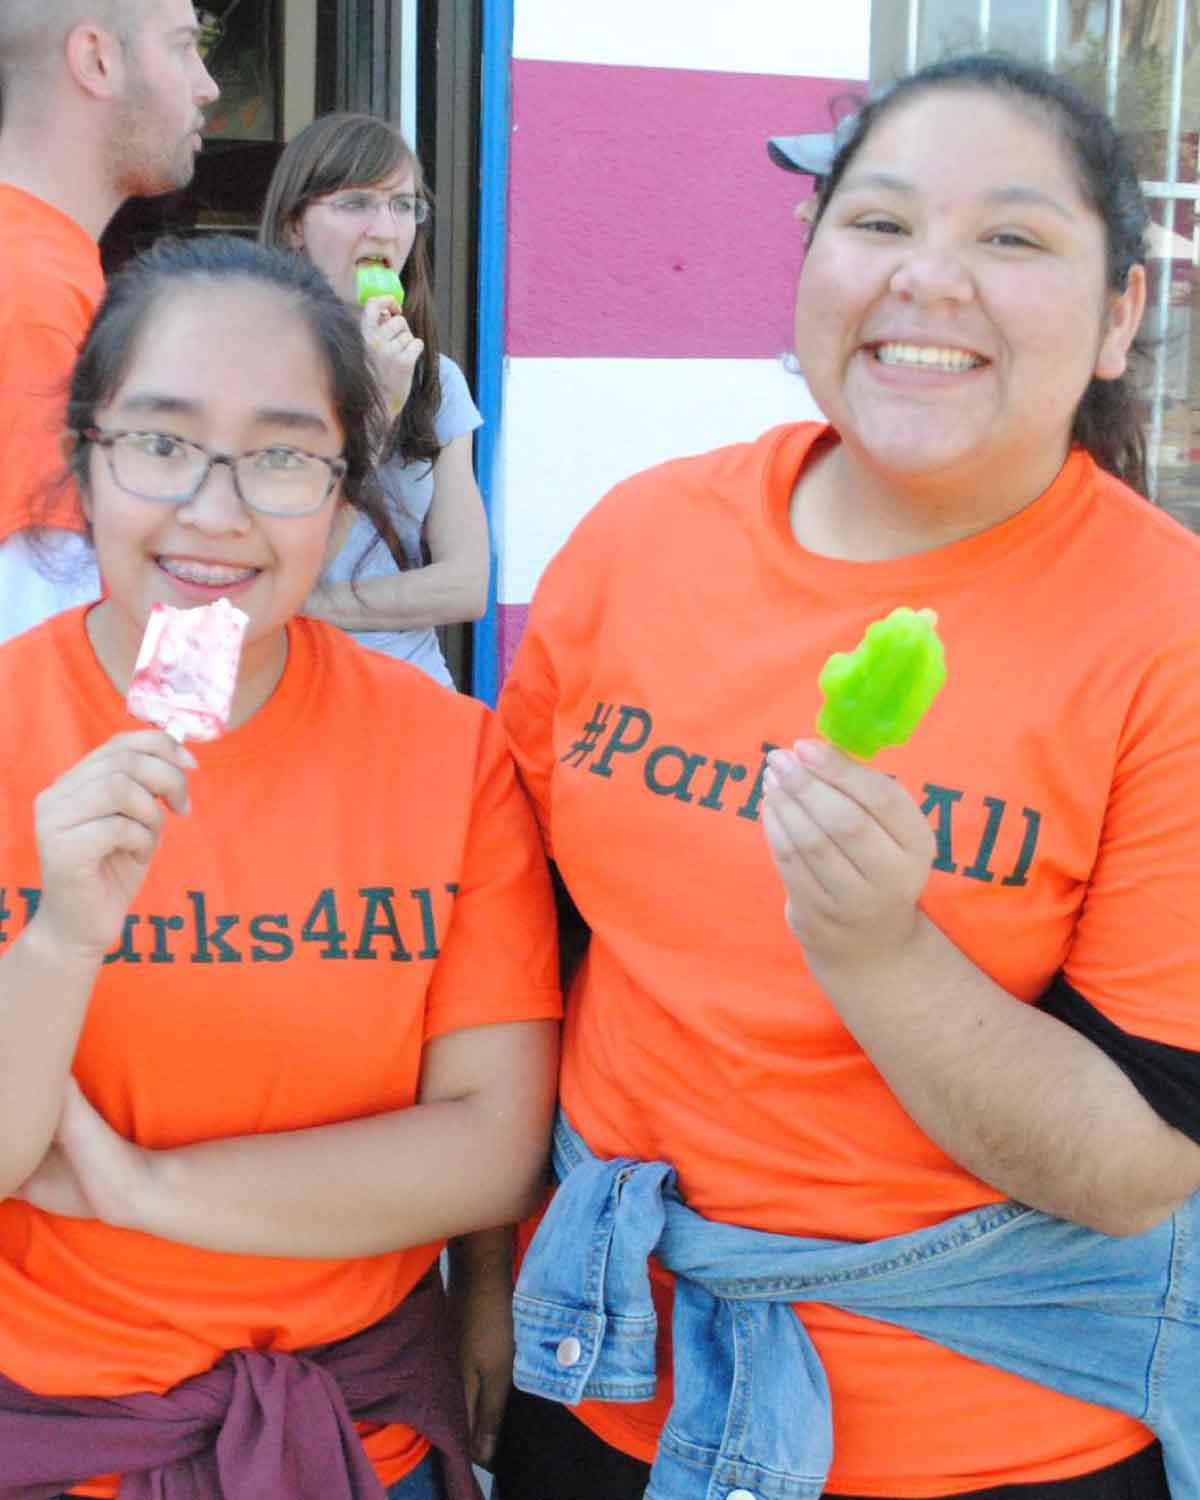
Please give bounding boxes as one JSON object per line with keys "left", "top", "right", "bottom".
{"left": 159, "top": 559, "right": 258, "bottom": 587}
{"left": 871, "top": 342, "right": 987, "bottom": 372}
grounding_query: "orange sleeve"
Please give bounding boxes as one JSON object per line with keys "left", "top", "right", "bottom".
{"left": 497, "top": 497, "right": 618, "bottom": 861}
{"left": 1065, "top": 623, "right": 1200, "bottom": 1050}
{"left": 422, "top": 710, "right": 561, "bottom": 1041}
{"left": 497, "top": 596, "right": 562, "bottom": 861}
{"left": 0, "top": 296, "right": 89, "bottom": 536}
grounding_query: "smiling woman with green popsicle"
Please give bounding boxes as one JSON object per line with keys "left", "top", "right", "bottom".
{"left": 260, "top": 114, "right": 488, "bottom": 690}
{"left": 492, "top": 54, "right": 1200, "bottom": 1500}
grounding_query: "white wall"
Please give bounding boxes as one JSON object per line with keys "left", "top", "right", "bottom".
{"left": 513, "top": 0, "right": 870, "bottom": 77}
{"left": 498, "top": 355, "right": 822, "bottom": 604}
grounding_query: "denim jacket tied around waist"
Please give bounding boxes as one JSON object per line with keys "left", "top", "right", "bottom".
{"left": 512, "top": 1110, "right": 1200, "bottom": 1500}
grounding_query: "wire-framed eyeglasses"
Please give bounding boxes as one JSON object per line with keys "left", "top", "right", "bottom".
{"left": 80, "top": 429, "right": 347, "bottom": 518}
{"left": 315, "top": 191, "right": 430, "bottom": 225}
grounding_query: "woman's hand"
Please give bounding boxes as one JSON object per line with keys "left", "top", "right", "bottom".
{"left": 362, "top": 295, "right": 424, "bottom": 415}
{"left": 33, "top": 730, "right": 194, "bottom": 963}
{"left": 762, "top": 739, "right": 934, "bottom": 977}
{"left": 762, "top": 743, "right": 1200, "bottom": 1236}
{"left": 304, "top": 505, "right": 357, "bottom": 618}
{"left": 301, "top": 433, "right": 490, "bottom": 636}
{"left": 447, "top": 1228, "right": 517, "bottom": 1469}
{"left": 16, "top": 1077, "right": 148, "bottom": 1229}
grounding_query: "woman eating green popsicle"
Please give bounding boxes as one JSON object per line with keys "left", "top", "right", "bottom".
{"left": 260, "top": 113, "right": 488, "bottom": 689}
{"left": 490, "top": 53, "right": 1200, "bottom": 1500}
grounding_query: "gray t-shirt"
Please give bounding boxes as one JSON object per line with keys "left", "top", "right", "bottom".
{"left": 320, "top": 354, "right": 483, "bottom": 688}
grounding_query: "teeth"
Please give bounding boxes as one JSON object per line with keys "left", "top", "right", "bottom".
{"left": 875, "top": 342, "right": 983, "bottom": 372}
{"left": 161, "top": 559, "right": 255, "bottom": 586}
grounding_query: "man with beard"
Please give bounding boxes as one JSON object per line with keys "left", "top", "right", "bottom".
{"left": 0, "top": 0, "right": 218, "bottom": 641}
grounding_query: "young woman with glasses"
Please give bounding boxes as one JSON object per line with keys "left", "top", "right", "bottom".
{"left": 259, "top": 113, "right": 488, "bottom": 690}
{"left": 0, "top": 236, "right": 559, "bottom": 1499}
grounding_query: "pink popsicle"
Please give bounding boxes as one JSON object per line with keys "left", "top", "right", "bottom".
{"left": 126, "top": 597, "right": 249, "bottom": 742}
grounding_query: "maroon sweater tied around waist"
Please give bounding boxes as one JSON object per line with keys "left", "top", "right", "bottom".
{"left": 0, "top": 1268, "right": 481, "bottom": 1500}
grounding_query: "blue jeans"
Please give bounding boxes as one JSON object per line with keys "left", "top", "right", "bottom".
{"left": 388, "top": 1452, "right": 446, "bottom": 1499}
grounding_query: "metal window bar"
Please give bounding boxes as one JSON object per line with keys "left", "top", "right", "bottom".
{"left": 907, "top": 0, "right": 920, "bottom": 72}
{"left": 978, "top": 0, "right": 991, "bottom": 46}
{"left": 1106, "top": 0, "right": 1123, "bottom": 114}
{"left": 399, "top": 0, "right": 417, "bottom": 146}
{"left": 1043, "top": 0, "right": 1059, "bottom": 64}
{"left": 1146, "top": 0, "right": 1189, "bottom": 502}
{"left": 1144, "top": 182, "right": 1200, "bottom": 198}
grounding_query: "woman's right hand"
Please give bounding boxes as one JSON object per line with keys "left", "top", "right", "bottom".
{"left": 32, "top": 731, "right": 195, "bottom": 962}
{"left": 361, "top": 295, "right": 424, "bottom": 415}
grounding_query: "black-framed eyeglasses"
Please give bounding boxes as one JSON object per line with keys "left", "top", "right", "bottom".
{"left": 314, "top": 191, "right": 430, "bottom": 226}
{"left": 80, "top": 429, "right": 347, "bottom": 518}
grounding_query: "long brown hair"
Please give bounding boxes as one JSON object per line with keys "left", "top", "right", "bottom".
{"left": 260, "top": 112, "right": 443, "bottom": 473}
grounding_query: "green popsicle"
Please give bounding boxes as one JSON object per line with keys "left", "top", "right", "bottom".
{"left": 816, "top": 606, "right": 947, "bottom": 759}
{"left": 356, "top": 263, "right": 405, "bottom": 308}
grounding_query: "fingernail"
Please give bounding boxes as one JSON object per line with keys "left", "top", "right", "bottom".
{"left": 766, "top": 748, "right": 799, "bottom": 775}
{"left": 793, "top": 740, "right": 825, "bottom": 766}
{"left": 180, "top": 747, "right": 199, "bottom": 769}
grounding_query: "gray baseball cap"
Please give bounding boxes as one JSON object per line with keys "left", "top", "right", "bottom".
{"left": 767, "top": 116, "right": 859, "bottom": 179}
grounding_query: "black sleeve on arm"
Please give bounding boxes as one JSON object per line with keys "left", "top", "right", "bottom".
{"left": 1037, "top": 974, "right": 1200, "bottom": 1145}
{"left": 550, "top": 860, "right": 591, "bottom": 993}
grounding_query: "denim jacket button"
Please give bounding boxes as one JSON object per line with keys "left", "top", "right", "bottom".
{"left": 726, "top": 1491, "right": 757, "bottom": 1500}
{"left": 555, "top": 1336, "right": 583, "bottom": 1367}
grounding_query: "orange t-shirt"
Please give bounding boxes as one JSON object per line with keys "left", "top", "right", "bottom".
{"left": 0, "top": 185, "right": 104, "bottom": 542}
{"left": 500, "top": 423, "right": 1200, "bottom": 1495}
{"left": 0, "top": 608, "right": 561, "bottom": 1494}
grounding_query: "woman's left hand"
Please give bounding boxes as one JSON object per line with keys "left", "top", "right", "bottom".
{"left": 447, "top": 1228, "right": 517, "bottom": 1469}
{"left": 762, "top": 739, "right": 935, "bottom": 976}
{"left": 15, "top": 1077, "right": 147, "bottom": 1228}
